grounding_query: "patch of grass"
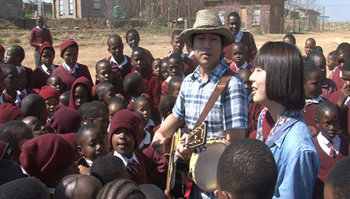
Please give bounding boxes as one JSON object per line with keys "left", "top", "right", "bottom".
{"left": 0, "top": 38, "right": 4, "bottom": 44}
{"left": 7, "top": 36, "right": 21, "bottom": 45}
{"left": 251, "top": 28, "right": 263, "bottom": 35}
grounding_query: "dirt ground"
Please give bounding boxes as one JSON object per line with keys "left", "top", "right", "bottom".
{"left": 1, "top": 29, "right": 350, "bottom": 80}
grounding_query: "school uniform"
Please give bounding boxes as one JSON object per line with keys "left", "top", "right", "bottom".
{"left": 229, "top": 61, "right": 254, "bottom": 74}
{"left": 223, "top": 31, "right": 257, "bottom": 65}
{"left": 320, "top": 78, "right": 338, "bottom": 100}
{"left": 52, "top": 62, "right": 93, "bottom": 91}
{"left": 247, "top": 94, "right": 263, "bottom": 136}
{"left": 68, "top": 77, "right": 92, "bottom": 111}
{"left": 20, "top": 65, "right": 33, "bottom": 91}
{"left": 312, "top": 133, "right": 349, "bottom": 199}
{"left": 0, "top": 90, "right": 22, "bottom": 107}
{"left": 169, "top": 51, "right": 196, "bottom": 76}
{"left": 302, "top": 97, "right": 324, "bottom": 136}
{"left": 31, "top": 64, "right": 57, "bottom": 90}
{"left": 30, "top": 26, "right": 53, "bottom": 67}
{"left": 329, "top": 90, "right": 350, "bottom": 136}
{"left": 331, "top": 66, "right": 343, "bottom": 90}
{"left": 0, "top": 103, "right": 21, "bottom": 126}
{"left": 105, "top": 55, "right": 132, "bottom": 79}
{"left": 161, "top": 74, "right": 185, "bottom": 97}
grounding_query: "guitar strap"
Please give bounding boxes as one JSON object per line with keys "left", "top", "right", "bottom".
{"left": 193, "top": 69, "right": 235, "bottom": 129}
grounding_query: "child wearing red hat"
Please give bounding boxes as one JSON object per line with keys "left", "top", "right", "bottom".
{"left": 31, "top": 42, "right": 57, "bottom": 90}
{"left": 39, "top": 85, "right": 60, "bottom": 117}
{"left": 108, "top": 109, "right": 147, "bottom": 184}
{"left": 20, "top": 134, "right": 79, "bottom": 190}
{"left": 52, "top": 39, "right": 93, "bottom": 91}
{"left": 68, "top": 76, "right": 92, "bottom": 111}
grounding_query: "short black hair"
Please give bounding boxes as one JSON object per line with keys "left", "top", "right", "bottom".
{"left": 0, "top": 177, "right": 49, "bottom": 199}
{"left": 171, "top": 30, "right": 182, "bottom": 40}
{"left": 109, "top": 96, "right": 128, "bottom": 109}
{"left": 316, "top": 100, "right": 337, "bottom": 121}
{"left": 158, "top": 95, "right": 176, "bottom": 119}
{"left": 78, "top": 100, "right": 108, "bottom": 121}
{"left": 90, "top": 155, "right": 128, "bottom": 185}
{"left": 306, "top": 50, "right": 325, "bottom": 62}
{"left": 131, "top": 46, "right": 146, "bottom": 58}
{"left": 21, "top": 94, "right": 46, "bottom": 118}
{"left": 0, "top": 159, "right": 24, "bottom": 185}
{"left": 336, "top": 42, "right": 350, "bottom": 53}
{"left": 303, "top": 61, "right": 321, "bottom": 82}
{"left": 59, "top": 90, "right": 70, "bottom": 106}
{"left": 95, "top": 59, "right": 111, "bottom": 74}
{"left": 140, "top": 184, "right": 167, "bottom": 199}
{"left": 107, "top": 34, "right": 122, "bottom": 45}
{"left": 126, "top": 28, "right": 140, "bottom": 40}
{"left": 1, "top": 64, "right": 17, "bottom": 77}
{"left": 168, "top": 76, "right": 183, "bottom": 93}
{"left": 342, "top": 59, "right": 350, "bottom": 72}
{"left": 133, "top": 95, "right": 150, "bottom": 111}
{"left": 314, "top": 46, "right": 323, "bottom": 53}
{"left": 123, "top": 72, "right": 144, "bottom": 97}
{"left": 305, "top": 38, "right": 316, "bottom": 46}
{"left": 96, "top": 82, "right": 114, "bottom": 100}
{"left": 9, "top": 45, "right": 25, "bottom": 62}
{"left": 255, "top": 41, "right": 305, "bottom": 110}
{"left": 76, "top": 123, "right": 102, "bottom": 146}
{"left": 97, "top": 178, "right": 146, "bottom": 199}
{"left": 326, "top": 156, "right": 350, "bottom": 199}
{"left": 283, "top": 34, "right": 296, "bottom": 45}
{"left": 217, "top": 138, "right": 277, "bottom": 199}
{"left": 169, "top": 52, "right": 182, "bottom": 62}
{"left": 227, "top": 11, "right": 240, "bottom": 20}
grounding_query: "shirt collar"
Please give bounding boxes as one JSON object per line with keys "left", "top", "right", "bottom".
{"left": 110, "top": 55, "right": 128, "bottom": 68}
{"left": 317, "top": 132, "right": 341, "bottom": 156}
{"left": 62, "top": 62, "right": 79, "bottom": 73}
{"left": 138, "top": 131, "right": 151, "bottom": 150}
{"left": 169, "top": 51, "right": 185, "bottom": 59}
{"left": 191, "top": 59, "right": 229, "bottom": 83}
{"left": 235, "top": 61, "right": 248, "bottom": 71}
{"left": 41, "top": 64, "right": 56, "bottom": 75}
{"left": 235, "top": 30, "right": 243, "bottom": 42}
{"left": 35, "top": 25, "right": 46, "bottom": 30}
{"left": 113, "top": 150, "right": 139, "bottom": 165}
{"left": 305, "top": 96, "right": 323, "bottom": 106}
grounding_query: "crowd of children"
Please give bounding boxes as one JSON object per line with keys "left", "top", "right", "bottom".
{"left": 0, "top": 9, "right": 350, "bottom": 199}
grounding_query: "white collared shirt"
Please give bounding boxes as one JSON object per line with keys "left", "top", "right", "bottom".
{"left": 317, "top": 133, "right": 340, "bottom": 157}
{"left": 41, "top": 64, "right": 56, "bottom": 75}
{"left": 235, "top": 30, "right": 243, "bottom": 42}
{"left": 138, "top": 131, "right": 151, "bottom": 150}
{"left": 305, "top": 96, "right": 323, "bottom": 106}
{"left": 169, "top": 51, "right": 186, "bottom": 59}
{"left": 165, "top": 74, "right": 185, "bottom": 83}
{"left": 110, "top": 55, "right": 128, "bottom": 68}
{"left": 113, "top": 150, "right": 139, "bottom": 166}
{"left": 0, "top": 90, "right": 22, "bottom": 107}
{"left": 62, "top": 62, "right": 79, "bottom": 74}
{"left": 234, "top": 61, "right": 248, "bottom": 72}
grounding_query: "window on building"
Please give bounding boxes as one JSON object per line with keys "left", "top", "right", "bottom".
{"left": 69, "top": 0, "right": 74, "bottom": 15}
{"left": 59, "top": 0, "right": 63, "bottom": 16}
{"left": 240, "top": 7, "right": 247, "bottom": 29}
{"left": 252, "top": 8, "right": 261, "bottom": 26}
{"left": 94, "top": 0, "right": 102, "bottom": 10}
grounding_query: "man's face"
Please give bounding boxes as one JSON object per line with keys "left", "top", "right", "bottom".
{"left": 193, "top": 33, "right": 222, "bottom": 71}
{"left": 228, "top": 16, "right": 241, "bottom": 36}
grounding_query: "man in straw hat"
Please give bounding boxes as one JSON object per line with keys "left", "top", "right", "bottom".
{"left": 152, "top": 9, "right": 248, "bottom": 198}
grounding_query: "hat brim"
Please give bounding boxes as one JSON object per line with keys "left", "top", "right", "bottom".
{"left": 179, "top": 26, "right": 234, "bottom": 48}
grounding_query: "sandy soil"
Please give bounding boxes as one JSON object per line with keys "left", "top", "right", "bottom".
{"left": 1, "top": 29, "right": 350, "bottom": 80}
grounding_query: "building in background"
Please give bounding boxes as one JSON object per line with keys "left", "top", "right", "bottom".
{"left": 0, "top": 0, "right": 24, "bottom": 19}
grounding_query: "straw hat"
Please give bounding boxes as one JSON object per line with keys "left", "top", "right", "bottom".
{"left": 180, "top": 9, "right": 234, "bottom": 48}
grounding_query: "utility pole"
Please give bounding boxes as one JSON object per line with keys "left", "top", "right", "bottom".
{"left": 188, "top": 0, "right": 192, "bottom": 28}
{"left": 322, "top": 6, "right": 325, "bottom": 32}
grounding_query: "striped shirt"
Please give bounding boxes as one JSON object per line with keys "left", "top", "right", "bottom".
{"left": 173, "top": 59, "right": 248, "bottom": 139}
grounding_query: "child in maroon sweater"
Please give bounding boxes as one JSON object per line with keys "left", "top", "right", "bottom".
{"left": 31, "top": 42, "right": 57, "bottom": 90}
{"left": 312, "top": 101, "right": 349, "bottom": 199}
{"left": 161, "top": 53, "right": 184, "bottom": 97}
{"left": 105, "top": 34, "right": 132, "bottom": 79}
{"left": 68, "top": 77, "right": 92, "bottom": 111}
{"left": 229, "top": 42, "right": 254, "bottom": 73}
{"left": 52, "top": 39, "right": 93, "bottom": 91}
{"left": 0, "top": 64, "right": 20, "bottom": 106}
{"left": 330, "top": 43, "right": 350, "bottom": 89}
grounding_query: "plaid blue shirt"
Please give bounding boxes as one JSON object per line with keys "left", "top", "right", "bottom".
{"left": 173, "top": 59, "right": 248, "bottom": 139}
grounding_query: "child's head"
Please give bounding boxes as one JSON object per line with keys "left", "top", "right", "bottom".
{"left": 341, "top": 59, "right": 350, "bottom": 88}
{"left": 303, "top": 61, "right": 322, "bottom": 99}
{"left": 54, "top": 174, "right": 102, "bottom": 199}
{"left": 314, "top": 46, "right": 323, "bottom": 53}
{"left": 36, "top": 16, "right": 44, "bottom": 28}
{"left": 168, "top": 53, "right": 183, "bottom": 77}
{"left": 4, "top": 45, "right": 25, "bottom": 66}
{"left": 21, "top": 94, "right": 48, "bottom": 125}
{"left": 140, "top": 184, "right": 167, "bottom": 199}
{"left": 0, "top": 178, "right": 49, "bottom": 199}
{"left": 126, "top": 29, "right": 140, "bottom": 49}
{"left": 0, "top": 44, "right": 5, "bottom": 62}
{"left": 1, "top": 64, "right": 18, "bottom": 93}
{"left": 96, "top": 82, "right": 115, "bottom": 105}
{"left": 20, "top": 134, "right": 79, "bottom": 187}
{"left": 39, "top": 85, "right": 60, "bottom": 117}
{"left": 50, "top": 105, "right": 81, "bottom": 134}
{"left": 0, "top": 159, "right": 24, "bottom": 185}
{"left": 79, "top": 101, "right": 109, "bottom": 133}
{"left": 171, "top": 30, "right": 184, "bottom": 54}
{"left": 60, "top": 90, "right": 70, "bottom": 106}
{"left": 22, "top": 116, "right": 45, "bottom": 138}
{"left": 283, "top": 34, "right": 296, "bottom": 45}
{"left": 158, "top": 95, "right": 176, "bottom": 120}
{"left": 69, "top": 77, "right": 92, "bottom": 110}
{"left": 0, "top": 120, "right": 33, "bottom": 164}
{"left": 47, "top": 75, "right": 64, "bottom": 94}
{"left": 238, "top": 69, "right": 253, "bottom": 95}
{"left": 108, "top": 110, "right": 141, "bottom": 158}
{"left": 232, "top": 42, "right": 247, "bottom": 67}
{"left": 39, "top": 42, "right": 55, "bottom": 67}
{"left": 133, "top": 96, "right": 151, "bottom": 125}
{"left": 316, "top": 100, "right": 338, "bottom": 140}
{"left": 97, "top": 179, "right": 146, "bottom": 199}
{"left": 152, "top": 58, "right": 162, "bottom": 77}
{"left": 131, "top": 47, "right": 148, "bottom": 74}
{"left": 123, "top": 72, "right": 146, "bottom": 97}
{"left": 168, "top": 76, "right": 183, "bottom": 97}
{"left": 107, "top": 34, "right": 124, "bottom": 61}
{"left": 77, "top": 123, "right": 107, "bottom": 161}
{"left": 324, "top": 156, "right": 350, "bottom": 199}
{"left": 304, "top": 38, "right": 316, "bottom": 55}
{"left": 336, "top": 42, "right": 350, "bottom": 67}
{"left": 95, "top": 59, "right": 113, "bottom": 84}
{"left": 60, "top": 39, "right": 79, "bottom": 67}
{"left": 16, "top": 66, "right": 26, "bottom": 91}
{"left": 108, "top": 96, "right": 128, "bottom": 122}
{"left": 217, "top": 138, "right": 277, "bottom": 199}
{"left": 160, "top": 57, "right": 170, "bottom": 80}
{"left": 90, "top": 155, "right": 128, "bottom": 185}
{"left": 327, "top": 51, "right": 340, "bottom": 71}
{"left": 307, "top": 50, "right": 327, "bottom": 80}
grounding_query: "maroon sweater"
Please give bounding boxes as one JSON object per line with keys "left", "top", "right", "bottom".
{"left": 52, "top": 63, "right": 93, "bottom": 91}
{"left": 302, "top": 102, "right": 322, "bottom": 136}
{"left": 128, "top": 151, "right": 148, "bottom": 185}
{"left": 248, "top": 101, "right": 263, "bottom": 137}
{"left": 329, "top": 90, "right": 350, "bottom": 136}
{"left": 31, "top": 65, "right": 57, "bottom": 90}
{"left": 182, "top": 56, "right": 196, "bottom": 76}
{"left": 30, "top": 27, "right": 53, "bottom": 48}
{"left": 223, "top": 32, "right": 257, "bottom": 65}
{"left": 312, "top": 135, "right": 349, "bottom": 199}
{"left": 105, "top": 56, "right": 132, "bottom": 79}
{"left": 331, "top": 67, "right": 343, "bottom": 90}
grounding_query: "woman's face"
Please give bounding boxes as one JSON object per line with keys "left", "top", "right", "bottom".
{"left": 250, "top": 67, "right": 267, "bottom": 105}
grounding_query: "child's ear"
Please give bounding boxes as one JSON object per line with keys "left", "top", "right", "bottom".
{"left": 77, "top": 145, "right": 84, "bottom": 156}
{"left": 82, "top": 115, "right": 88, "bottom": 123}
{"left": 315, "top": 119, "right": 319, "bottom": 128}
{"left": 218, "top": 190, "right": 234, "bottom": 199}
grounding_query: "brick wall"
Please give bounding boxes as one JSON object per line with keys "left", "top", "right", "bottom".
{"left": 0, "top": 0, "right": 23, "bottom": 19}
